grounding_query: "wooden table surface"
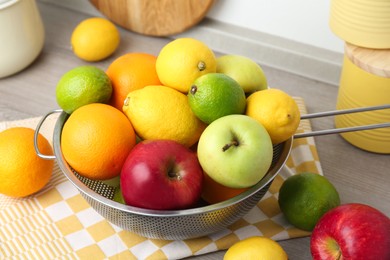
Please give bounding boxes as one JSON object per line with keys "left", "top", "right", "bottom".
{"left": 1, "top": 2, "right": 389, "bottom": 260}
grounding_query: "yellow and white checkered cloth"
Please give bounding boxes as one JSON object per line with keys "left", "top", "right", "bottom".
{"left": 0, "top": 97, "right": 321, "bottom": 259}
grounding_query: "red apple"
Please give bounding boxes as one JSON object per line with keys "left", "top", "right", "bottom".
{"left": 120, "top": 139, "right": 203, "bottom": 210}
{"left": 310, "top": 203, "right": 390, "bottom": 260}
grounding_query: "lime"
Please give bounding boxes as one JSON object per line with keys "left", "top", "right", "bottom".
{"left": 113, "top": 187, "right": 125, "bottom": 204}
{"left": 56, "top": 66, "right": 112, "bottom": 114}
{"left": 224, "top": 236, "right": 288, "bottom": 260}
{"left": 188, "top": 73, "right": 246, "bottom": 124}
{"left": 278, "top": 172, "right": 340, "bottom": 231}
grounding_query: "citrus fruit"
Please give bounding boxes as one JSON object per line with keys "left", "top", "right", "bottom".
{"left": 188, "top": 73, "right": 246, "bottom": 124}
{"left": 61, "top": 103, "right": 136, "bottom": 180}
{"left": 246, "top": 88, "right": 301, "bottom": 144}
{"left": 71, "top": 17, "right": 120, "bottom": 61}
{"left": 56, "top": 65, "right": 112, "bottom": 114}
{"left": 106, "top": 52, "right": 161, "bottom": 110}
{"left": 156, "top": 38, "right": 217, "bottom": 93}
{"left": 113, "top": 188, "right": 125, "bottom": 204}
{"left": 278, "top": 172, "right": 341, "bottom": 231}
{"left": 224, "top": 236, "right": 288, "bottom": 260}
{"left": 122, "top": 85, "right": 206, "bottom": 147}
{"left": 0, "top": 127, "right": 54, "bottom": 197}
{"left": 217, "top": 54, "right": 268, "bottom": 94}
{"left": 201, "top": 171, "right": 249, "bottom": 204}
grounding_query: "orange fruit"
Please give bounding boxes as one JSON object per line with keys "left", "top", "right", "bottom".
{"left": 0, "top": 127, "right": 54, "bottom": 197}
{"left": 61, "top": 103, "right": 136, "bottom": 180}
{"left": 106, "top": 53, "right": 161, "bottom": 110}
{"left": 201, "top": 171, "right": 249, "bottom": 204}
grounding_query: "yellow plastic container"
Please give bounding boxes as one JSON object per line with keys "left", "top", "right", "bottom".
{"left": 335, "top": 43, "right": 390, "bottom": 153}
{"left": 329, "top": 0, "right": 390, "bottom": 49}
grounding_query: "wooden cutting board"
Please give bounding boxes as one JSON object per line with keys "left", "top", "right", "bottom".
{"left": 89, "top": 0, "right": 215, "bottom": 36}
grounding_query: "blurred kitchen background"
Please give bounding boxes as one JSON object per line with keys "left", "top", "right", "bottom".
{"left": 39, "top": 0, "right": 344, "bottom": 86}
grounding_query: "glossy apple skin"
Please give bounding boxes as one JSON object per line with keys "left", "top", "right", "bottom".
{"left": 120, "top": 140, "right": 203, "bottom": 210}
{"left": 197, "top": 114, "right": 273, "bottom": 189}
{"left": 310, "top": 203, "right": 390, "bottom": 260}
{"left": 216, "top": 54, "right": 268, "bottom": 94}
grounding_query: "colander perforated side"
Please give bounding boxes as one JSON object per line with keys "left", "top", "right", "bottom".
{"left": 53, "top": 111, "right": 292, "bottom": 240}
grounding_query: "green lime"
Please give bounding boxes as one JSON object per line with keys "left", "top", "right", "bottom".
{"left": 113, "top": 187, "right": 125, "bottom": 204}
{"left": 101, "top": 175, "right": 120, "bottom": 187}
{"left": 278, "top": 172, "right": 340, "bottom": 231}
{"left": 56, "top": 66, "right": 112, "bottom": 114}
{"left": 188, "top": 73, "right": 246, "bottom": 124}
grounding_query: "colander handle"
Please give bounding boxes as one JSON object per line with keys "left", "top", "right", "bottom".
{"left": 295, "top": 104, "right": 390, "bottom": 138}
{"left": 34, "top": 109, "right": 63, "bottom": 160}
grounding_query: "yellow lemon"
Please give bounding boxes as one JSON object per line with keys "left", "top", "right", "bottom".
{"left": 246, "top": 88, "right": 300, "bottom": 144}
{"left": 71, "top": 17, "right": 120, "bottom": 62}
{"left": 156, "top": 38, "right": 217, "bottom": 93}
{"left": 122, "top": 85, "right": 206, "bottom": 147}
{"left": 224, "top": 236, "right": 288, "bottom": 260}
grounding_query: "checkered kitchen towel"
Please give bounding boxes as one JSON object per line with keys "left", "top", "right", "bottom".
{"left": 0, "top": 97, "right": 321, "bottom": 259}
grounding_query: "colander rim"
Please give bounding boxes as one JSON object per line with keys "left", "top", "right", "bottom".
{"left": 53, "top": 111, "right": 292, "bottom": 217}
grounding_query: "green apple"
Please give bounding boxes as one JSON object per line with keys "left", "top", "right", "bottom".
{"left": 216, "top": 54, "right": 268, "bottom": 94}
{"left": 197, "top": 114, "right": 273, "bottom": 189}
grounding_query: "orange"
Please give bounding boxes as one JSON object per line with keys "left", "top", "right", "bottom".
{"left": 201, "top": 171, "right": 249, "bottom": 204}
{"left": 0, "top": 127, "right": 54, "bottom": 197}
{"left": 106, "top": 53, "right": 161, "bottom": 110}
{"left": 61, "top": 103, "right": 136, "bottom": 180}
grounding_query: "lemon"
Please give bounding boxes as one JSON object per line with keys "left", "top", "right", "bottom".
{"left": 56, "top": 66, "right": 112, "bottom": 114}
{"left": 71, "top": 17, "right": 120, "bottom": 62}
{"left": 278, "top": 172, "right": 340, "bottom": 231}
{"left": 224, "top": 236, "right": 288, "bottom": 260}
{"left": 246, "top": 88, "right": 300, "bottom": 144}
{"left": 156, "top": 38, "right": 217, "bottom": 93}
{"left": 188, "top": 73, "right": 246, "bottom": 124}
{"left": 122, "top": 85, "right": 206, "bottom": 147}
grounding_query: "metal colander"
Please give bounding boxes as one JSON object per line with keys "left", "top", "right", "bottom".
{"left": 35, "top": 104, "right": 390, "bottom": 240}
{"left": 35, "top": 110, "right": 291, "bottom": 240}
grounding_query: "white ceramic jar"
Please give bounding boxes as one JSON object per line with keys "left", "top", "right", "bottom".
{"left": 0, "top": 0, "right": 45, "bottom": 78}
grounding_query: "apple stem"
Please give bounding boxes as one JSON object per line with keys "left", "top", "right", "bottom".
{"left": 222, "top": 140, "right": 239, "bottom": 152}
{"left": 123, "top": 96, "right": 130, "bottom": 106}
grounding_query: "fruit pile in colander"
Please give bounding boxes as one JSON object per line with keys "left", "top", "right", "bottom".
{"left": 57, "top": 37, "right": 300, "bottom": 210}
